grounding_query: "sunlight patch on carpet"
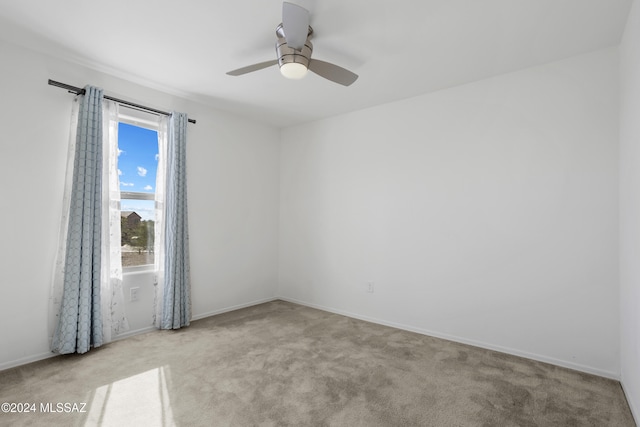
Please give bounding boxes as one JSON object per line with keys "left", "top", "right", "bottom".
{"left": 84, "top": 366, "right": 176, "bottom": 427}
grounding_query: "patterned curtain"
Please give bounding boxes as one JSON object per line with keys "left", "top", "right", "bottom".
{"left": 154, "top": 112, "right": 191, "bottom": 329}
{"left": 52, "top": 86, "right": 105, "bottom": 354}
{"left": 51, "top": 88, "right": 129, "bottom": 354}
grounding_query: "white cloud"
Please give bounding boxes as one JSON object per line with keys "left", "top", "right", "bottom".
{"left": 118, "top": 149, "right": 125, "bottom": 157}
{"left": 120, "top": 182, "right": 134, "bottom": 187}
{"left": 118, "top": 169, "right": 123, "bottom": 176}
{"left": 143, "top": 185, "right": 153, "bottom": 191}
{"left": 137, "top": 166, "right": 147, "bottom": 177}
{"left": 155, "top": 153, "right": 159, "bottom": 161}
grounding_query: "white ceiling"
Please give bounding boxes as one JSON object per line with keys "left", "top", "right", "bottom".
{"left": 0, "top": 0, "right": 633, "bottom": 128}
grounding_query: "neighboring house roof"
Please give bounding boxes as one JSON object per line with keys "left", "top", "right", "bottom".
{"left": 121, "top": 211, "right": 141, "bottom": 219}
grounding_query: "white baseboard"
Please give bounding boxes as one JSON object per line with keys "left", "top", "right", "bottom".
{"left": 276, "top": 296, "right": 620, "bottom": 381}
{"left": 113, "top": 325, "right": 156, "bottom": 341}
{"left": 191, "top": 296, "right": 278, "bottom": 321}
{"left": 0, "top": 330, "right": 160, "bottom": 372}
{"left": 621, "top": 380, "right": 640, "bottom": 426}
{"left": 0, "top": 352, "right": 59, "bottom": 372}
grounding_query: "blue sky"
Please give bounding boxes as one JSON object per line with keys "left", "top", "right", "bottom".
{"left": 118, "top": 123, "right": 158, "bottom": 220}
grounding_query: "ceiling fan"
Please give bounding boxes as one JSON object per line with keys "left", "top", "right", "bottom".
{"left": 226, "top": 2, "right": 358, "bottom": 86}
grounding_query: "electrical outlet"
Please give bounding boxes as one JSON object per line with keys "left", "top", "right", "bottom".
{"left": 366, "top": 282, "right": 374, "bottom": 293}
{"left": 130, "top": 287, "right": 140, "bottom": 302}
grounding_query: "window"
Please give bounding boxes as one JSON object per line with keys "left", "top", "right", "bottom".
{"left": 117, "top": 108, "right": 160, "bottom": 268}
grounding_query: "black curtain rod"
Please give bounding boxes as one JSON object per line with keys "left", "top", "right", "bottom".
{"left": 48, "top": 79, "right": 196, "bottom": 124}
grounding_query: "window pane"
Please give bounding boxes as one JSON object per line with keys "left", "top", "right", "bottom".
{"left": 118, "top": 122, "right": 159, "bottom": 268}
{"left": 121, "top": 199, "right": 155, "bottom": 267}
{"left": 118, "top": 123, "right": 158, "bottom": 195}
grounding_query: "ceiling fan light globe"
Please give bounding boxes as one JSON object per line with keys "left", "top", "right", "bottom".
{"left": 280, "top": 62, "right": 308, "bottom": 79}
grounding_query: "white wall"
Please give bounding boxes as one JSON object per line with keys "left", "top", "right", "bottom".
{"left": 0, "top": 40, "right": 280, "bottom": 369}
{"left": 620, "top": 0, "right": 640, "bottom": 421}
{"left": 279, "top": 48, "right": 620, "bottom": 377}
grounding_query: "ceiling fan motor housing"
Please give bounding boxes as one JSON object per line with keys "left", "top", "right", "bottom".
{"left": 276, "top": 24, "right": 313, "bottom": 69}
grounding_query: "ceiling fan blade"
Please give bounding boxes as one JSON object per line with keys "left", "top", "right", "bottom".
{"left": 226, "top": 60, "right": 279, "bottom": 76}
{"left": 308, "top": 59, "right": 359, "bottom": 86}
{"left": 282, "top": 2, "right": 309, "bottom": 50}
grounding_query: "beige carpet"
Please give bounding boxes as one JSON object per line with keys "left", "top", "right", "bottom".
{"left": 0, "top": 300, "right": 635, "bottom": 426}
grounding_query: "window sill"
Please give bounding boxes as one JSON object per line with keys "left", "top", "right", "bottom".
{"left": 123, "top": 264, "right": 155, "bottom": 275}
